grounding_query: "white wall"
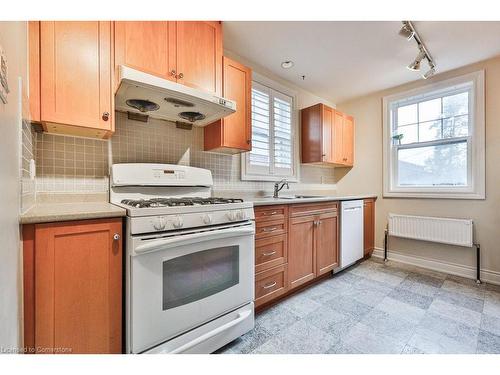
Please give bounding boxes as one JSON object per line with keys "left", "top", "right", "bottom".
{"left": 337, "top": 56, "right": 500, "bottom": 281}
{"left": 0, "top": 21, "right": 27, "bottom": 352}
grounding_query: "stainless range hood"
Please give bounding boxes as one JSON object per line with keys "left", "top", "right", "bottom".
{"left": 115, "top": 66, "right": 236, "bottom": 126}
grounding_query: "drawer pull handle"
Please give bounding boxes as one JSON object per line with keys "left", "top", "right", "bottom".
{"left": 262, "top": 250, "right": 277, "bottom": 257}
{"left": 264, "top": 211, "right": 278, "bottom": 216}
{"left": 262, "top": 227, "right": 278, "bottom": 233}
{"left": 263, "top": 281, "right": 277, "bottom": 290}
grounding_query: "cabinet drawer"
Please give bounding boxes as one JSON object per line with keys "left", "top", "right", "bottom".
{"left": 254, "top": 205, "right": 287, "bottom": 224}
{"left": 255, "top": 234, "right": 287, "bottom": 273}
{"left": 290, "top": 202, "right": 338, "bottom": 217}
{"left": 255, "top": 219, "right": 287, "bottom": 239}
{"left": 255, "top": 264, "right": 288, "bottom": 308}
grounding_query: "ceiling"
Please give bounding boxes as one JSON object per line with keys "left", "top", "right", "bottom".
{"left": 223, "top": 21, "right": 500, "bottom": 103}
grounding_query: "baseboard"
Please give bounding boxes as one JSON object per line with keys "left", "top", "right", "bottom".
{"left": 372, "top": 247, "right": 500, "bottom": 286}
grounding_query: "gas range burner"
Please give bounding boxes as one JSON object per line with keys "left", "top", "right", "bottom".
{"left": 121, "top": 197, "right": 244, "bottom": 208}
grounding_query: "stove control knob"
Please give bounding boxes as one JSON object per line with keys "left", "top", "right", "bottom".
{"left": 202, "top": 214, "right": 213, "bottom": 225}
{"left": 172, "top": 215, "right": 184, "bottom": 229}
{"left": 153, "top": 217, "right": 166, "bottom": 231}
{"left": 237, "top": 210, "right": 247, "bottom": 220}
{"left": 226, "top": 211, "right": 237, "bottom": 221}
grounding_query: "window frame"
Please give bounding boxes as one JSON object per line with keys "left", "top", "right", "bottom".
{"left": 382, "top": 70, "right": 485, "bottom": 199}
{"left": 241, "top": 72, "right": 299, "bottom": 182}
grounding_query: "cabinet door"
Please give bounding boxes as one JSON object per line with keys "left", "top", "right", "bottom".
{"left": 222, "top": 57, "right": 252, "bottom": 150}
{"left": 176, "top": 21, "right": 222, "bottom": 95}
{"left": 288, "top": 215, "right": 316, "bottom": 289}
{"left": 322, "top": 105, "right": 333, "bottom": 162}
{"left": 316, "top": 211, "right": 339, "bottom": 275}
{"left": 343, "top": 115, "right": 354, "bottom": 166}
{"left": 28, "top": 21, "right": 40, "bottom": 122}
{"left": 114, "top": 21, "right": 176, "bottom": 83}
{"left": 363, "top": 199, "right": 375, "bottom": 256}
{"left": 40, "top": 22, "right": 112, "bottom": 132}
{"left": 204, "top": 57, "right": 251, "bottom": 152}
{"left": 35, "top": 219, "right": 122, "bottom": 354}
{"left": 333, "top": 110, "right": 344, "bottom": 164}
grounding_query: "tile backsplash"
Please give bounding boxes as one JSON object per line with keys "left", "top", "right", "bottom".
{"left": 34, "top": 132, "right": 109, "bottom": 193}
{"left": 23, "top": 111, "right": 336, "bottom": 205}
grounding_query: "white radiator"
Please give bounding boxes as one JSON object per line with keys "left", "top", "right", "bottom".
{"left": 388, "top": 214, "right": 473, "bottom": 248}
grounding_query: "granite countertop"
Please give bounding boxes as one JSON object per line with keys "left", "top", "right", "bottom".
{"left": 250, "top": 194, "right": 378, "bottom": 206}
{"left": 20, "top": 193, "right": 127, "bottom": 224}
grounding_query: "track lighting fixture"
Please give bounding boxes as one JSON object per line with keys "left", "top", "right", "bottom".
{"left": 407, "top": 50, "right": 426, "bottom": 71}
{"left": 400, "top": 21, "right": 437, "bottom": 79}
{"left": 399, "top": 22, "right": 415, "bottom": 40}
{"left": 422, "top": 66, "right": 436, "bottom": 79}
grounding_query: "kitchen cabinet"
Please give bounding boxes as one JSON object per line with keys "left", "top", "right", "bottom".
{"left": 288, "top": 202, "right": 339, "bottom": 289}
{"left": 363, "top": 198, "right": 376, "bottom": 257}
{"left": 301, "top": 103, "right": 354, "bottom": 167}
{"left": 337, "top": 112, "right": 354, "bottom": 166}
{"left": 39, "top": 21, "right": 114, "bottom": 138}
{"left": 114, "top": 21, "right": 176, "bottom": 85}
{"left": 288, "top": 214, "right": 316, "bottom": 288}
{"left": 253, "top": 205, "right": 289, "bottom": 308}
{"left": 114, "top": 21, "right": 222, "bottom": 95}
{"left": 22, "top": 218, "right": 122, "bottom": 354}
{"left": 204, "top": 56, "right": 252, "bottom": 153}
{"left": 28, "top": 21, "right": 40, "bottom": 123}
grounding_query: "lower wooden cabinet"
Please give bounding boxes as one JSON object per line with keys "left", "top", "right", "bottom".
{"left": 289, "top": 202, "right": 339, "bottom": 290}
{"left": 23, "top": 218, "right": 123, "bottom": 354}
{"left": 363, "top": 198, "right": 376, "bottom": 256}
{"left": 315, "top": 210, "right": 339, "bottom": 276}
{"left": 255, "top": 264, "right": 288, "bottom": 307}
{"left": 288, "top": 214, "right": 316, "bottom": 288}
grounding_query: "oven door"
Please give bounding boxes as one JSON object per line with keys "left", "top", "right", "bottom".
{"left": 128, "top": 222, "right": 255, "bottom": 353}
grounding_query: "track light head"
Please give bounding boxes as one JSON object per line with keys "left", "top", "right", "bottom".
{"left": 422, "top": 67, "right": 436, "bottom": 79}
{"left": 407, "top": 50, "right": 426, "bottom": 71}
{"left": 399, "top": 22, "right": 415, "bottom": 40}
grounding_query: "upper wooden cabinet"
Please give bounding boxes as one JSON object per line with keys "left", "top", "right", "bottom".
{"left": 301, "top": 103, "right": 354, "bottom": 167}
{"left": 23, "top": 218, "right": 122, "bottom": 354}
{"left": 38, "top": 21, "right": 113, "bottom": 138}
{"left": 114, "top": 21, "right": 176, "bottom": 84}
{"left": 114, "top": 21, "right": 222, "bottom": 95}
{"left": 28, "top": 21, "right": 41, "bottom": 123}
{"left": 204, "top": 57, "right": 252, "bottom": 153}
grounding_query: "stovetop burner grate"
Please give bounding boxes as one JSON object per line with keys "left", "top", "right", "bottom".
{"left": 121, "top": 197, "right": 244, "bottom": 208}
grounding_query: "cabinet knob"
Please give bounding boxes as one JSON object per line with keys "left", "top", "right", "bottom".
{"left": 102, "top": 112, "right": 110, "bottom": 121}
{"left": 177, "top": 72, "right": 184, "bottom": 79}
{"left": 113, "top": 233, "right": 121, "bottom": 241}
{"left": 247, "top": 139, "right": 251, "bottom": 144}
{"left": 170, "top": 69, "right": 176, "bottom": 76}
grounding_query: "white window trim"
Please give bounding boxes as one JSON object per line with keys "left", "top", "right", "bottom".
{"left": 382, "top": 70, "right": 485, "bottom": 199}
{"left": 241, "top": 72, "right": 300, "bottom": 182}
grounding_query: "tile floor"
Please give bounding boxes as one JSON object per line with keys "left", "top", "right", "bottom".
{"left": 216, "top": 258, "right": 500, "bottom": 354}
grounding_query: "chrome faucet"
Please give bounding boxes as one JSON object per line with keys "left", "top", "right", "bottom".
{"left": 273, "top": 179, "right": 290, "bottom": 198}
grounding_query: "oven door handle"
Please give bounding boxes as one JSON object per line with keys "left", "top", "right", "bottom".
{"left": 169, "top": 308, "right": 253, "bottom": 354}
{"left": 134, "top": 226, "right": 255, "bottom": 255}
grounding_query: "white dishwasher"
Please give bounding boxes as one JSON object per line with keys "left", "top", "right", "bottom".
{"left": 340, "top": 200, "right": 364, "bottom": 269}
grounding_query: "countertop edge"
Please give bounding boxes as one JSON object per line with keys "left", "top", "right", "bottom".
{"left": 250, "top": 195, "right": 378, "bottom": 206}
{"left": 20, "top": 204, "right": 127, "bottom": 225}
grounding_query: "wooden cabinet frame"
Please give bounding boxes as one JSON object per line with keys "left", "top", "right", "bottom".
{"left": 301, "top": 103, "right": 354, "bottom": 167}
{"left": 23, "top": 218, "right": 122, "bottom": 354}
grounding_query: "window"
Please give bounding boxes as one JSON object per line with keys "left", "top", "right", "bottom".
{"left": 241, "top": 75, "right": 298, "bottom": 181}
{"left": 383, "top": 70, "right": 485, "bottom": 199}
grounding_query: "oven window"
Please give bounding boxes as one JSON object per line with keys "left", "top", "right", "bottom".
{"left": 162, "top": 246, "right": 239, "bottom": 310}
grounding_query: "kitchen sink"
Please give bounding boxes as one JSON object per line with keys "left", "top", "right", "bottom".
{"left": 264, "top": 195, "right": 324, "bottom": 199}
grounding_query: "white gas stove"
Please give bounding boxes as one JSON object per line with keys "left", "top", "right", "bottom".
{"left": 110, "top": 163, "right": 255, "bottom": 354}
